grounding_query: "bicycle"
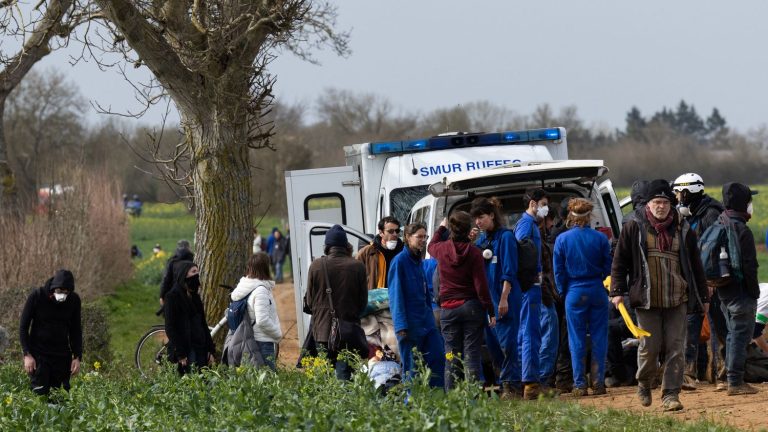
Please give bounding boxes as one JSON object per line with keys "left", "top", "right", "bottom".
{"left": 134, "top": 284, "right": 231, "bottom": 378}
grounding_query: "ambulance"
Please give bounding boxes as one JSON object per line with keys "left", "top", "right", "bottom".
{"left": 285, "top": 127, "right": 624, "bottom": 343}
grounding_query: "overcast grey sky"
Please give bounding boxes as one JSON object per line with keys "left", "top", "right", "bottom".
{"left": 38, "top": 0, "right": 768, "bottom": 132}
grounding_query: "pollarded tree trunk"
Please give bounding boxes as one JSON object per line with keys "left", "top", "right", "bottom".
{"left": 185, "top": 110, "right": 254, "bottom": 330}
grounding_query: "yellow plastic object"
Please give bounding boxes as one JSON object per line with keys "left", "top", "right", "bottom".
{"left": 603, "top": 276, "right": 651, "bottom": 339}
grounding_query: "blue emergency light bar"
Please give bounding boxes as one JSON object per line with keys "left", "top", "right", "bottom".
{"left": 369, "top": 128, "right": 562, "bottom": 155}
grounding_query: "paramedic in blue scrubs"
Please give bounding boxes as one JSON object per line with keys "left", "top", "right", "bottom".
{"left": 553, "top": 198, "right": 612, "bottom": 397}
{"left": 471, "top": 196, "right": 521, "bottom": 399}
{"left": 388, "top": 223, "right": 445, "bottom": 388}
{"left": 514, "top": 188, "right": 549, "bottom": 400}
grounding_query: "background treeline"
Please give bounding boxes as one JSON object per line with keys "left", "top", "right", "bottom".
{"left": 6, "top": 72, "right": 768, "bottom": 216}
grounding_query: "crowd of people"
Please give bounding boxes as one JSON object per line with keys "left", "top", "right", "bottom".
{"left": 16, "top": 174, "right": 767, "bottom": 414}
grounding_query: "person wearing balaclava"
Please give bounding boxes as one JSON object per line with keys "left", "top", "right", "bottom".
{"left": 671, "top": 173, "right": 726, "bottom": 392}
{"left": 610, "top": 179, "right": 709, "bottom": 412}
{"left": 717, "top": 182, "right": 760, "bottom": 396}
{"left": 356, "top": 216, "right": 404, "bottom": 290}
{"left": 19, "top": 269, "right": 82, "bottom": 396}
{"left": 163, "top": 260, "right": 215, "bottom": 375}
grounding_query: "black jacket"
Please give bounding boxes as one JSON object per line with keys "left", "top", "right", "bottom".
{"left": 19, "top": 280, "right": 82, "bottom": 360}
{"left": 163, "top": 261, "right": 215, "bottom": 361}
{"left": 718, "top": 215, "right": 760, "bottom": 300}
{"left": 686, "top": 194, "right": 725, "bottom": 238}
{"left": 159, "top": 248, "right": 195, "bottom": 300}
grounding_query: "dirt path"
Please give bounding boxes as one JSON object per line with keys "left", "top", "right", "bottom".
{"left": 565, "top": 382, "right": 768, "bottom": 431}
{"left": 274, "top": 281, "right": 767, "bottom": 430}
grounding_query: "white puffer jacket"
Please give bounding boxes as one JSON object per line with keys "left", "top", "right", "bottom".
{"left": 231, "top": 277, "right": 282, "bottom": 343}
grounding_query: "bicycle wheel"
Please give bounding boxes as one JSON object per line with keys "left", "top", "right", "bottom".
{"left": 135, "top": 326, "right": 169, "bottom": 378}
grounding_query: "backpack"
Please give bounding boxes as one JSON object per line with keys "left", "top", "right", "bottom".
{"left": 697, "top": 213, "right": 742, "bottom": 288}
{"left": 515, "top": 222, "right": 539, "bottom": 291}
{"left": 226, "top": 287, "right": 258, "bottom": 331}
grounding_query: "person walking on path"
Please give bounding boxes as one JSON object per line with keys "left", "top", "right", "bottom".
{"left": 610, "top": 179, "right": 709, "bottom": 411}
{"left": 388, "top": 223, "right": 445, "bottom": 388}
{"left": 19, "top": 269, "right": 82, "bottom": 397}
{"left": 553, "top": 198, "right": 612, "bottom": 396}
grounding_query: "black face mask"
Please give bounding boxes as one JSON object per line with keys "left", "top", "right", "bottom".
{"left": 186, "top": 274, "right": 201, "bottom": 292}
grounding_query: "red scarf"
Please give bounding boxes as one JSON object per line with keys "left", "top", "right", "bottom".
{"left": 644, "top": 206, "right": 674, "bottom": 252}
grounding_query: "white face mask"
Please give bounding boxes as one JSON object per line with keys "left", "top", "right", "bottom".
{"left": 678, "top": 206, "right": 691, "bottom": 217}
{"left": 54, "top": 292, "right": 68, "bottom": 302}
{"left": 747, "top": 202, "right": 753, "bottom": 215}
{"left": 385, "top": 240, "right": 398, "bottom": 250}
{"left": 536, "top": 205, "right": 549, "bottom": 219}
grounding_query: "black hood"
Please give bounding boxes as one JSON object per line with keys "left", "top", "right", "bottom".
{"left": 172, "top": 247, "right": 195, "bottom": 262}
{"left": 691, "top": 194, "right": 724, "bottom": 217}
{"left": 722, "top": 182, "right": 757, "bottom": 213}
{"left": 630, "top": 180, "right": 649, "bottom": 209}
{"left": 50, "top": 269, "right": 75, "bottom": 292}
{"left": 172, "top": 260, "right": 197, "bottom": 291}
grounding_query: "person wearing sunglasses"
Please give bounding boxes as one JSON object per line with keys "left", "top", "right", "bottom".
{"left": 357, "top": 216, "right": 404, "bottom": 290}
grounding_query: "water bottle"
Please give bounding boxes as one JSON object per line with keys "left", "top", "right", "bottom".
{"left": 718, "top": 246, "right": 730, "bottom": 278}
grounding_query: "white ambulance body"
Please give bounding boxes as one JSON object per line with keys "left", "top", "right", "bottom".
{"left": 284, "top": 127, "right": 620, "bottom": 344}
{"left": 409, "top": 160, "right": 623, "bottom": 252}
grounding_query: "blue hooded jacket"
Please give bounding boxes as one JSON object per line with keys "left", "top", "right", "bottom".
{"left": 476, "top": 227, "right": 519, "bottom": 318}
{"left": 388, "top": 247, "right": 436, "bottom": 338}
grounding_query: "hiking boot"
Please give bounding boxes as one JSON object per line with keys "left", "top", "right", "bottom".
{"left": 523, "top": 383, "right": 540, "bottom": 400}
{"left": 714, "top": 381, "right": 727, "bottom": 392}
{"left": 661, "top": 394, "right": 683, "bottom": 411}
{"left": 592, "top": 384, "right": 607, "bottom": 395}
{"left": 637, "top": 386, "right": 652, "bottom": 407}
{"left": 727, "top": 383, "right": 759, "bottom": 396}
{"left": 571, "top": 387, "right": 588, "bottom": 397}
{"left": 555, "top": 383, "right": 573, "bottom": 394}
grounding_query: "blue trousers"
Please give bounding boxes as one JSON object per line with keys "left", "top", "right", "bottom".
{"left": 565, "top": 284, "right": 608, "bottom": 389}
{"left": 397, "top": 327, "right": 446, "bottom": 388}
{"left": 518, "top": 285, "right": 542, "bottom": 383}
{"left": 539, "top": 303, "right": 559, "bottom": 383}
{"left": 486, "top": 283, "right": 522, "bottom": 386}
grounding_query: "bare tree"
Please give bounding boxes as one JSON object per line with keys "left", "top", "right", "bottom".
{"left": 88, "top": 0, "right": 349, "bottom": 322}
{"left": 0, "top": 0, "right": 84, "bottom": 213}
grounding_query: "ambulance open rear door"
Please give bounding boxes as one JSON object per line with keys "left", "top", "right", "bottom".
{"left": 284, "top": 166, "right": 365, "bottom": 343}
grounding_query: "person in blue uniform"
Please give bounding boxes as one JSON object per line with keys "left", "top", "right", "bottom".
{"left": 514, "top": 188, "right": 549, "bottom": 399}
{"left": 553, "top": 198, "right": 612, "bottom": 396}
{"left": 470, "top": 196, "right": 521, "bottom": 399}
{"left": 388, "top": 223, "right": 445, "bottom": 388}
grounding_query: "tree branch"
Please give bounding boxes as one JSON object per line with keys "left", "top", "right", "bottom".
{"left": 93, "top": 0, "right": 203, "bottom": 112}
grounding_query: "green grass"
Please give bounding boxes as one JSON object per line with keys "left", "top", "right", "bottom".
{"left": 0, "top": 362, "right": 738, "bottom": 432}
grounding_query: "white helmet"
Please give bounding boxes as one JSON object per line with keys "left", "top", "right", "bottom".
{"left": 672, "top": 173, "right": 704, "bottom": 194}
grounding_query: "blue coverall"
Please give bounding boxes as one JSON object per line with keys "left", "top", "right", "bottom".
{"left": 389, "top": 247, "right": 445, "bottom": 388}
{"left": 553, "top": 226, "right": 612, "bottom": 390}
{"left": 477, "top": 227, "right": 522, "bottom": 387}
{"left": 514, "top": 212, "right": 543, "bottom": 384}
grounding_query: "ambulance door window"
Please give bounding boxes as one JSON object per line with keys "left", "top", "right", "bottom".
{"left": 304, "top": 193, "right": 346, "bottom": 225}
